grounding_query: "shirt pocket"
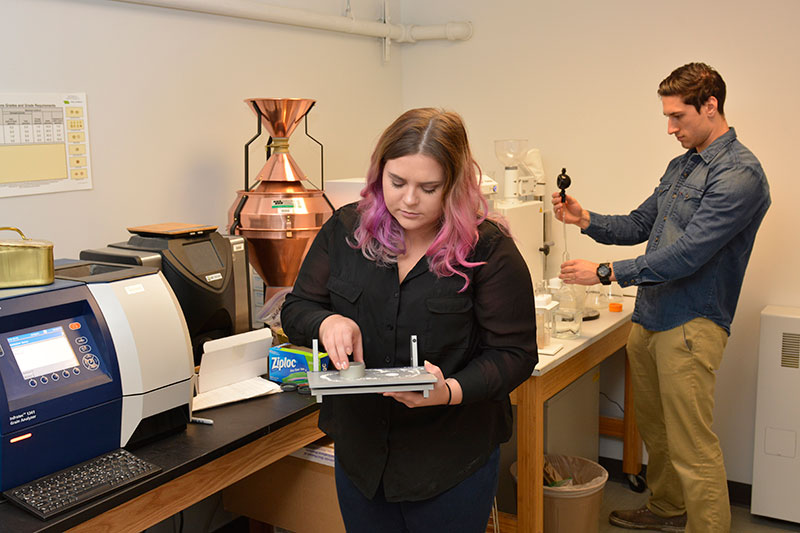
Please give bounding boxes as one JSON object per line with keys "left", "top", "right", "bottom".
{"left": 671, "top": 183, "right": 703, "bottom": 227}
{"left": 422, "top": 296, "right": 474, "bottom": 355}
{"left": 655, "top": 182, "right": 673, "bottom": 212}
{"left": 327, "top": 275, "right": 363, "bottom": 321}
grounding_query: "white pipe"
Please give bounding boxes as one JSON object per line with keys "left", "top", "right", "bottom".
{"left": 108, "top": 0, "right": 473, "bottom": 43}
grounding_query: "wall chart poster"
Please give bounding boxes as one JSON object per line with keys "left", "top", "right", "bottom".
{"left": 0, "top": 93, "right": 93, "bottom": 198}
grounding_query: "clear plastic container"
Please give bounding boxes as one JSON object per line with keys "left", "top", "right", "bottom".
{"left": 535, "top": 294, "right": 557, "bottom": 347}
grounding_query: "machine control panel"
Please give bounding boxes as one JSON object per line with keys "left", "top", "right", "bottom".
{"left": 2, "top": 315, "right": 112, "bottom": 414}
{"left": 0, "top": 283, "right": 120, "bottom": 434}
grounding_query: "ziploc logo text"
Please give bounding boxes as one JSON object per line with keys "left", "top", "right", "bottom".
{"left": 268, "top": 343, "right": 329, "bottom": 384}
{"left": 271, "top": 357, "right": 298, "bottom": 372}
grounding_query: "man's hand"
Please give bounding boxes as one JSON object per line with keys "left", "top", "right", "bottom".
{"left": 551, "top": 192, "right": 590, "bottom": 229}
{"left": 560, "top": 259, "right": 610, "bottom": 285}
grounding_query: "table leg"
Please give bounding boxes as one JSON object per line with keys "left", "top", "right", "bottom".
{"left": 622, "top": 353, "right": 643, "bottom": 476}
{"left": 517, "top": 375, "right": 544, "bottom": 533}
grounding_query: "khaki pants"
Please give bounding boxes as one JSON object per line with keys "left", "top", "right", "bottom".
{"left": 627, "top": 318, "right": 730, "bottom": 533}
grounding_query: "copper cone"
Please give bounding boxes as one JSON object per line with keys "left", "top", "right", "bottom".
{"left": 246, "top": 98, "right": 315, "bottom": 138}
{"left": 245, "top": 98, "right": 316, "bottom": 183}
{"left": 230, "top": 98, "right": 332, "bottom": 290}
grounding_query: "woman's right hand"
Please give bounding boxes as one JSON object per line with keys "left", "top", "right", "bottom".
{"left": 319, "top": 314, "right": 364, "bottom": 370}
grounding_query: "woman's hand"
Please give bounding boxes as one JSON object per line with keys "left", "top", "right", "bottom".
{"left": 384, "top": 360, "right": 462, "bottom": 408}
{"left": 319, "top": 314, "right": 363, "bottom": 370}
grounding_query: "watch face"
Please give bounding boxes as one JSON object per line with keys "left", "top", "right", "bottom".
{"left": 598, "top": 264, "right": 611, "bottom": 278}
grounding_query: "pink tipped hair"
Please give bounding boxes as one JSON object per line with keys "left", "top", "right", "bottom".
{"left": 350, "top": 109, "right": 506, "bottom": 291}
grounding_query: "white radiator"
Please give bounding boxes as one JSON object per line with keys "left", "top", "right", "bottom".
{"left": 751, "top": 305, "right": 800, "bottom": 523}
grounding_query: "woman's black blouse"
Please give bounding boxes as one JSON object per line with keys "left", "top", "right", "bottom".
{"left": 281, "top": 203, "right": 537, "bottom": 502}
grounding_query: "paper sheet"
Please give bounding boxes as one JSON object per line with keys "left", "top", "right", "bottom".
{"left": 192, "top": 376, "right": 280, "bottom": 412}
{"left": 1, "top": 93, "right": 93, "bottom": 197}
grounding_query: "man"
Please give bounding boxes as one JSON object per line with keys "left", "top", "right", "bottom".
{"left": 553, "top": 62, "right": 770, "bottom": 532}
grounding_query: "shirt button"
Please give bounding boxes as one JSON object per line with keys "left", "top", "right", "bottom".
{"left": 384, "top": 357, "right": 391, "bottom": 364}
{"left": 379, "top": 419, "right": 387, "bottom": 426}
{"left": 672, "top": 194, "right": 677, "bottom": 198}
{"left": 393, "top": 292, "right": 399, "bottom": 298}
{"left": 386, "top": 324, "right": 394, "bottom": 331}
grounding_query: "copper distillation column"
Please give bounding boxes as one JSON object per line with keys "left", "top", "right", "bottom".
{"left": 228, "top": 98, "right": 333, "bottom": 303}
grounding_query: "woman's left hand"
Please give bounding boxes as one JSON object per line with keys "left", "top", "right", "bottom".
{"left": 384, "top": 360, "right": 461, "bottom": 408}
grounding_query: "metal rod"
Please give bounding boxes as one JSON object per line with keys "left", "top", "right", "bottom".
{"left": 303, "top": 104, "right": 324, "bottom": 191}
{"left": 244, "top": 101, "right": 263, "bottom": 192}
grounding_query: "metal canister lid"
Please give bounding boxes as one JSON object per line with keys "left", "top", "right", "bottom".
{"left": 0, "top": 227, "right": 53, "bottom": 248}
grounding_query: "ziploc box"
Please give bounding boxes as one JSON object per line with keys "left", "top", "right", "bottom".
{"left": 268, "top": 343, "right": 330, "bottom": 384}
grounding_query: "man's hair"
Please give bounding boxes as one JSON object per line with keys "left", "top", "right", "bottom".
{"left": 658, "top": 62, "right": 726, "bottom": 116}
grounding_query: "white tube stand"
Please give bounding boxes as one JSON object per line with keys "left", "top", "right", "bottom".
{"left": 312, "top": 339, "right": 319, "bottom": 372}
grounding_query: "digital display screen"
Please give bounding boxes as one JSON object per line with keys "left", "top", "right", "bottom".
{"left": 183, "top": 240, "right": 223, "bottom": 273}
{"left": 8, "top": 326, "right": 80, "bottom": 380}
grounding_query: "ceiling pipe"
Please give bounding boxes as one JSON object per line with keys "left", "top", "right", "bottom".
{"left": 107, "top": 0, "right": 472, "bottom": 60}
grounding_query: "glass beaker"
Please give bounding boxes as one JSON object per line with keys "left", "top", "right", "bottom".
{"left": 586, "top": 284, "right": 608, "bottom": 310}
{"left": 550, "top": 278, "right": 584, "bottom": 339}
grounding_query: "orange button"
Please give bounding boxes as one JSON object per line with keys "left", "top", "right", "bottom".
{"left": 69, "top": 322, "right": 81, "bottom": 330}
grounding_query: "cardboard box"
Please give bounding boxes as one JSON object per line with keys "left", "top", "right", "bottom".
{"left": 223, "top": 438, "right": 345, "bottom": 533}
{"left": 268, "top": 343, "right": 330, "bottom": 384}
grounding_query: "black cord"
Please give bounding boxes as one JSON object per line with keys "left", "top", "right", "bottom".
{"left": 600, "top": 391, "right": 625, "bottom": 416}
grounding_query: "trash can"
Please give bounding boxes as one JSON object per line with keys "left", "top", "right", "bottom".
{"left": 511, "top": 455, "right": 608, "bottom": 533}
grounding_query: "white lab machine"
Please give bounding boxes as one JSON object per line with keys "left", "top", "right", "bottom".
{"left": 493, "top": 139, "right": 546, "bottom": 285}
{"left": 751, "top": 305, "right": 800, "bottom": 523}
{"left": 54, "top": 262, "right": 195, "bottom": 447}
{"left": 324, "top": 177, "right": 366, "bottom": 209}
{"left": 0, "top": 262, "right": 194, "bottom": 492}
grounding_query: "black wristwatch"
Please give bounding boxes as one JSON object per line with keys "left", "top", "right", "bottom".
{"left": 596, "top": 262, "right": 612, "bottom": 285}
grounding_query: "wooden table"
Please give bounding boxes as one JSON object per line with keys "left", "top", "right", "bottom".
{"left": 0, "top": 392, "right": 323, "bottom": 533}
{"left": 515, "top": 308, "right": 641, "bottom": 533}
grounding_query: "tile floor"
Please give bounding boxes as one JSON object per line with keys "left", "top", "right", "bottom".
{"left": 227, "top": 477, "right": 800, "bottom": 532}
{"left": 600, "top": 477, "right": 800, "bottom": 533}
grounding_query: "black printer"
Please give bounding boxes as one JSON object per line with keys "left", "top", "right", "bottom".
{"left": 80, "top": 223, "right": 251, "bottom": 365}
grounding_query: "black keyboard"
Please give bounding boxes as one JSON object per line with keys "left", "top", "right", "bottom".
{"left": 2, "top": 448, "right": 161, "bottom": 520}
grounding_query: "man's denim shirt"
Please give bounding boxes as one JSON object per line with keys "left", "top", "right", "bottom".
{"left": 584, "top": 128, "right": 770, "bottom": 334}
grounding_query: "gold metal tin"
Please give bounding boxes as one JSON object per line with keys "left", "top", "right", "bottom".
{"left": 0, "top": 227, "right": 55, "bottom": 288}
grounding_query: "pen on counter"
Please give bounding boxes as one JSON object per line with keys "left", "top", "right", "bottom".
{"left": 190, "top": 416, "right": 214, "bottom": 425}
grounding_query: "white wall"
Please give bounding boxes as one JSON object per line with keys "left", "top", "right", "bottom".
{"left": 3, "top": 0, "right": 797, "bottom": 488}
{"left": 398, "top": 0, "right": 799, "bottom": 483}
{"left": 0, "top": 0, "right": 404, "bottom": 258}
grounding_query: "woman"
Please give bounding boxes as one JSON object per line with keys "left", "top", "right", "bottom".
{"left": 281, "top": 108, "right": 537, "bottom": 532}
